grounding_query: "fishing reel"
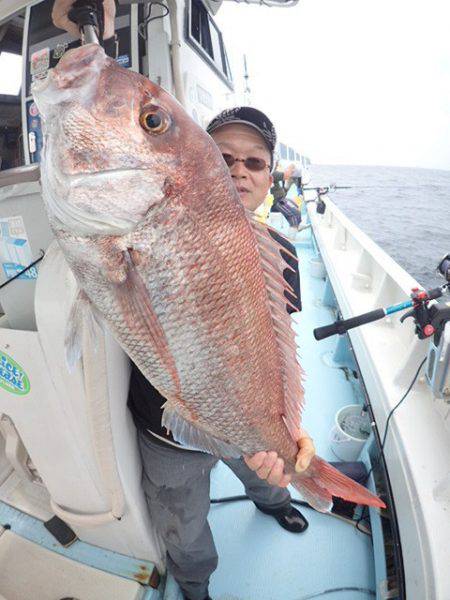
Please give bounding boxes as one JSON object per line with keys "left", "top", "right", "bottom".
{"left": 437, "top": 253, "right": 450, "bottom": 282}
{"left": 400, "top": 254, "right": 450, "bottom": 344}
{"left": 303, "top": 187, "right": 328, "bottom": 215}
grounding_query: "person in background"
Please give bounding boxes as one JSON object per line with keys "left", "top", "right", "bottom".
{"left": 270, "top": 162, "right": 303, "bottom": 230}
{"left": 52, "top": 3, "right": 315, "bottom": 599}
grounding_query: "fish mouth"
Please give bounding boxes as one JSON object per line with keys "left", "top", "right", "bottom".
{"left": 65, "top": 167, "right": 150, "bottom": 181}
{"left": 56, "top": 43, "right": 105, "bottom": 77}
{"left": 46, "top": 167, "right": 149, "bottom": 236}
{"left": 31, "top": 69, "right": 55, "bottom": 95}
{"left": 60, "top": 167, "right": 158, "bottom": 234}
{"left": 32, "top": 44, "right": 106, "bottom": 103}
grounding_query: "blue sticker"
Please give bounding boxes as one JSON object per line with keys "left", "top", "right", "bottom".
{"left": 0, "top": 216, "right": 37, "bottom": 280}
{"left": 116, "top": 55, "right": 130, "bottom": 68}
{"left": 2, "top": 263, "right": 38, "bottom": 280}
{"left": 0, "top": 351, "right": 31, "bottom": 396}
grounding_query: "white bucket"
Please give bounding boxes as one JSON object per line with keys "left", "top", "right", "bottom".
{"left": 309, "top": 257, "right": 326, "bottom": 279}
{"left": 330, "top": 404, "right": 371, "bottom": 462}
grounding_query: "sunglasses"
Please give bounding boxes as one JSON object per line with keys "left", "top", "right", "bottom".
{"left": 222, "top": 153, "right": 270, "bottom": 172}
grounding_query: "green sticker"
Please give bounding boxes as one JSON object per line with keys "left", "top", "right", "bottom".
{"left": 0, "top": 351, "right": 30, "bottom": 396}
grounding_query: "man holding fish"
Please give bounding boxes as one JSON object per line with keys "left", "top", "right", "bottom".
{"left": 44, "top": 3, "right": 384, "bottom": 599}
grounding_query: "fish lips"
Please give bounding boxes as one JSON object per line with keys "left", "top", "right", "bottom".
{"left": 32, "top": 44, "right": 107, "bottom": 116}
{"left": 52, "top": 43, "right": 107, "bottom": 89}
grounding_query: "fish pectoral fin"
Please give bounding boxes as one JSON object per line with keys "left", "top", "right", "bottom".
{"left": 161, "top": 401, "right": 241, "bottom": 458}
{"left": 115, "top": 251, "right": 181, "bottom": 398}
{"left": 65, "top": 289, "right": 102, "bottom": 370}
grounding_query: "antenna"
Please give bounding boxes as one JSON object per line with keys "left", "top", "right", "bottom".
{"left": 243, "top": 54, "right": 251, "bottom": 105}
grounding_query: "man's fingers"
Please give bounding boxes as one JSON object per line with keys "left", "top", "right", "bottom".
{"left": 244, "top": 451, "right": 266, "bottom": 471}
{"left": 52, "top": 0, "right": 82, "bottom": 38}
{"left": 295, "top": 436, "right": 316, "bottom": 473}
{"left": 266, "top": 457, "right": 285, "bottom": 486}
{"left": 52, "top": 0, "right": 116, "bottom": 39}
{"left": 278, "top": 473, "right": 292, "bottom": 488}
{"left": 256, "top": 451, "right": 278, "bottom": 480}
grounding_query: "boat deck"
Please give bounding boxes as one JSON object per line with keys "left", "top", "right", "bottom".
{"left": 0, "top": 224, "right": 380, "bottom": 600}
{"left": 164, "top": 227, "right": 377, "bottom": 600}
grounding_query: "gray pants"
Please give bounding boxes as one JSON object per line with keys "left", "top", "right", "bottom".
{"left": 138, "top": 431, "right": 291, "bottom": 600}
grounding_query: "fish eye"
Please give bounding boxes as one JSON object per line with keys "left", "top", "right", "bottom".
{"left": 140, "top": 108, "right": 169, "bottom": 134}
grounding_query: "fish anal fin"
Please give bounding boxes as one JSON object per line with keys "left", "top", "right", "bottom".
{"left": 65, "top": 288, "right": 101, "bottom": 370}
{"left": 162, "top": 401, "right": 241, "bottom": 458}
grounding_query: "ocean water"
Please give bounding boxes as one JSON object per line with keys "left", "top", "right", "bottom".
{"left": 310, "top": 165, "right": 450, "bottom": 290}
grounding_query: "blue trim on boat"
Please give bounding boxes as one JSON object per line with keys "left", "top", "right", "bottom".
{"left": 323, "top": 277, "right": 338, "bottom": 309}
{"left": 0, "top": 500, "right": 159, "bottom": 594}
{"left": 360, "top": 445, "right": 388, "bottom": 596}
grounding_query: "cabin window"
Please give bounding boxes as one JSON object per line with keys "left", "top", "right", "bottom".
{"left": 187, "top": 0, "right": 233, "bottom": 87}
{"left": 0, "top": 11, "right": 25, "bottom": 170}
{"left": 279, "top": 143, "right": 288, "bottom": 160}
{"left": 191, "top": 0, "right": 213, "bottom": 57}
{"left": 0, "top": 53, "right": 22, "bottom": 96}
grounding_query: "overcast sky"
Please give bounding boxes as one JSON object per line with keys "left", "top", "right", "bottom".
{"left": 216, "top": 0, "right": 450, "bottom": 170}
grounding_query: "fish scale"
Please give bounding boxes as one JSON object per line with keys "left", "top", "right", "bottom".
{"left": 33, "top": 42, "right": 385, "bottom": 512}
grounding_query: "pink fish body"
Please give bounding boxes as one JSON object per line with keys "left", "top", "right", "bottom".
{"left": 33, "top": 44, "right": 385, "bottom": 512}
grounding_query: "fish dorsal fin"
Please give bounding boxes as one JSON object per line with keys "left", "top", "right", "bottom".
{"left": 161, "top": 401, "right": 241, "bottom": 458}
{"left": 246, "top": 211, "right": 305, "bottom": 442}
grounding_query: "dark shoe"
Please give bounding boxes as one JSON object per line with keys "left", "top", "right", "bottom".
{"left": 255, "top": 503, "right": 309, "bottom": 533}
{"left": 183, "top": 596, "right": 212, "bottom": 600}
{"left": 331, "top": 497, "right": 356, "bottom": 520}
{"left": 329, "top": 461, "right": 367, "bottom": 521}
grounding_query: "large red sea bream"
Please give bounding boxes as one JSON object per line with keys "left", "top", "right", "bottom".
{"left": 32, "top": 44, "right": 385, "bottom": 512}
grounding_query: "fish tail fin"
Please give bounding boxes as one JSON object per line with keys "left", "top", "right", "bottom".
{"left": 291, "top": 456, "right": 386, "bottom": 512}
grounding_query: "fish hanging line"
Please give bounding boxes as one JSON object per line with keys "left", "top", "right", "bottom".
{"left": 0, "top": 250, "right": 45, "bottom": 291}
{"left": 138, "top": 2, "right": 170, "bottom": 40}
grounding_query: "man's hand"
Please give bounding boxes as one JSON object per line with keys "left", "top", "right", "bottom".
{"left": 52, "top": 0, "right": 116, "bottom": 39}
{"left": 244, "top": 431, "right": 315, "bottom": 488}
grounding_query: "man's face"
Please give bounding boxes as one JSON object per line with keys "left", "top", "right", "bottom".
{"left": 211, "top": 123, "right": 273, "bottom": 211}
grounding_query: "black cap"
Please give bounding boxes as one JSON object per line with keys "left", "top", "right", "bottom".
{"left": 206, "top": 106, "right": 277, "bottom": 169}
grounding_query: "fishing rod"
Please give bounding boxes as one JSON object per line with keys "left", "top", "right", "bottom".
{"left": 304, "top": 183, "right": 450, "bottom": 191}
{"left": 313, "top": 254, "right": 450, "bottom": 342}
{"left": 303, "top": 184, "right": 351, "bottom": 191}
{"left": 302, "top": 186, "right": 328, "bottom": 214}
{"left": 68, "top": 0, "right": 153, "bottom": 46}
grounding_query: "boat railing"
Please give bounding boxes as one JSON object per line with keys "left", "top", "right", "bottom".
{"left": 307, "top": 196, "right": 425, "bottom": 384}
{"left": 0, "top": 165, "right": 40, "bottom": 188}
